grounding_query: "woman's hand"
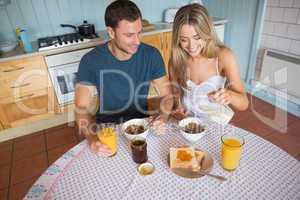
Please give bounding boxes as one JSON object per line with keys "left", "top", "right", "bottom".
{"left": 208, "top": 88, "right": 232, "bottom": 105}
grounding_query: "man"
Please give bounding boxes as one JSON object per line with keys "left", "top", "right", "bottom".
{"left": 75, "top": 0, "right": 173, "bottom": 156}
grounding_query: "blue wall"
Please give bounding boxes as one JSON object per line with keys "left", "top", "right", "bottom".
{"left": 0, "top": 0, "right": 190, "bottom": 41}
{"left": 204, "top": 0, "right": 260, "bottom": 81}
{"left": 0, "top": 0, "right": 261, "bottom": 82}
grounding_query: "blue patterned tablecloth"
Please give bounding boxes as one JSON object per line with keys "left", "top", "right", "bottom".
{"left": 24, "top": 122, "right": 300, "bottom": 200}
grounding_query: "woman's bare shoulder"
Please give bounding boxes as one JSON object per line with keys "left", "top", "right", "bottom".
{"left": 218, "top": 47, "right": 235, "bottom": 61}
{"left": 218, "top": 47, "right": 238, "bottom": 69}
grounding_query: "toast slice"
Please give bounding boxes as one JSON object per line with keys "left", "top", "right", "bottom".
{"left": 170, "top": 147, "right": 204, "bottom": 170}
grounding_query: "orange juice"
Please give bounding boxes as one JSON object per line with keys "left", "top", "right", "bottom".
{"left": 221, "top": 137, "right": 244, "bottom": 170}
{"left": 97, "top": 127, "right": 117, "bottom": 155}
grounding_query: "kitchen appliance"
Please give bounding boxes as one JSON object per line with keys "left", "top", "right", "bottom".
{"left": 190, "top": 0, "right": 204, "bottom": 5}
{"left": 163, "top": 1, "right": 204, "bottom": 23}
{"left": 38, "top": 20, "right": 98, "bottom": 51}
{"left": 61, "top": 20, "right": 96, "bottom": 37}
{"left": 37, "top": 32, "right": 98, "bottom": 51}
{"left": 45, "top": 47, "right": 94, "bottom": 105}
{"left": 163, "top": 8, "right": 179, "bottom": 23}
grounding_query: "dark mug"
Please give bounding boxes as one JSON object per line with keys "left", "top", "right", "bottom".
{"left": 130, "top": 138, "right": 148, "bottom": 164}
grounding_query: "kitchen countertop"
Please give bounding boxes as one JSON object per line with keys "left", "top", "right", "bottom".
{"left": 0, "top": 18, "right": 227, "bottom": 62}
{"left": 0, "top": 19, "right": 227, "bottom": 142}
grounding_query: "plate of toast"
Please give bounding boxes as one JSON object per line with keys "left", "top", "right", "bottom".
{"left": 168, "top": 147, "right": 213, "bottom": 178}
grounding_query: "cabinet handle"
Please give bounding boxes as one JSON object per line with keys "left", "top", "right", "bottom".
{"left": 3, "top": 67, "right": 24, "bottom": 73}
{"left": 16, "top": 93, "right": 34, "bottom": 100}
{"left": 10, "top": 83, "right": 30, "bottom": 88}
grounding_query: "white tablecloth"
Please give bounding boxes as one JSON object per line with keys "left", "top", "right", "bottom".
{"left": 25, "top": 122, "right": 300, "bottom": 200}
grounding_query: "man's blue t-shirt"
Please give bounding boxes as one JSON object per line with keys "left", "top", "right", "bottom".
{"left": 77, "top": 42, "right": 166, "bottom": 123}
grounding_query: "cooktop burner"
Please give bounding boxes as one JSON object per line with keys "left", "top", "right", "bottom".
{"left": 38, "top": 33, "right": 98, "bottom": 51}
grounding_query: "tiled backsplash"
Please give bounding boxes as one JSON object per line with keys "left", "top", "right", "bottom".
{"left": 255, "top": 0, "right": 300, "bottom": 79}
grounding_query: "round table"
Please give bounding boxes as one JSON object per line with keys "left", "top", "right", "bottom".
{"left": 25, "top": 121, "right": 300, "bottom": 200}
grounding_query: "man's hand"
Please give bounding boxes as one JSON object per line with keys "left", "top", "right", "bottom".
{"left": 86, "top": 134, "right": 114, "bottom": 157}
{"left": 171, "top": 106, "right": 188, "bottom": 120}
{"left": 149, "top": 115, "right": 168, "bottom": 135}
{"left": 151, "top": 76, "right": 174, "bottom": 119}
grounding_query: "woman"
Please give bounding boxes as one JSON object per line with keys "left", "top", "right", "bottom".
{"left": 169, "top": 4, "right": 248, "bottom": 119}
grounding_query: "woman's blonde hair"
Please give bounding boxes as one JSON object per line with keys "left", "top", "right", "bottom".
{"left": 170, "top": 4, "right": 225, "bottom": 89}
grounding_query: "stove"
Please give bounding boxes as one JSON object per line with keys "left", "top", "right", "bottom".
{"left": 38, "top": 33, "right": 98, "bottom": 51}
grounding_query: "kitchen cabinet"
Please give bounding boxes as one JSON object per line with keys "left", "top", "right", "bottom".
{"left": 141, "top": 33, "right": 162, "bottom": 57}
{"left": 0, "top": 56, "right": 57, "bottom": 128}
{"left": 141, "top": 31, "right": 172, "bottom": 97}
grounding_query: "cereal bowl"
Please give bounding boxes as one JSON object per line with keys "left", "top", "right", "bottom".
{"left": 178, "top": 117, "right": 207, "bottom": 143}
{"left": 122, "top": 118, "right": 149, "bottom": 141}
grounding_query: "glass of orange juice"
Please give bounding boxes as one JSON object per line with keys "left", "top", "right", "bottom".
{"left": 221, "top": 133, "right": 244, "bottom": 171}
{"left": 97, "top": 123, "right": 117, "bottom": 156}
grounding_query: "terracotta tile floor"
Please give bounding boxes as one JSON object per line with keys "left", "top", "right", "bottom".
{"left": 0, "top": 94, "right": 299, "bottom": 200}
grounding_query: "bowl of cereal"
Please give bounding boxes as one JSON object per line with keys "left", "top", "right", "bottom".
{"left": 178, "top": 117, "right": 207, "bottom": 143}
{"left": 122, "top": 118, "right": 149, "bottom": 141}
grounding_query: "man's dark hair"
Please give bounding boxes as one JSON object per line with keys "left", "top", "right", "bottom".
{"left": 105, "top": 0, "right": 142, "bottom": 28}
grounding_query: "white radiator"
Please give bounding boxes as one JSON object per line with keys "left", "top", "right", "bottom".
{"left": 260, "top": 49, "right": 300, "bottom": 101}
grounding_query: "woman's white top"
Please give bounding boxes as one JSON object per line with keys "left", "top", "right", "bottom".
{"left": 182, "top": 58, "right": 234, "bottom": 123}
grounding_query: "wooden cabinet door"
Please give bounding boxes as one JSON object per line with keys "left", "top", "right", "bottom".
{"left": 0, "top": 121, "right": 3, "bottom": 130}
{"left": 0, "top": 56, "right": 56, "bottom": 128}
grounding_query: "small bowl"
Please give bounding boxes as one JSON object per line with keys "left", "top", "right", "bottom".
{"left": 0, "top": 41, "right": 17, "bottom": 53}
{"left": 198, "top": 104, "right": 234, "bottom": 124}
{"left": 178, "top": 117, "right": 207, "bottom": 143}
{"left": 122, "top": 118, "right": 149, "bottom": 141}
{"left": 138, "top": 162, "right": 155, "bottom": 176}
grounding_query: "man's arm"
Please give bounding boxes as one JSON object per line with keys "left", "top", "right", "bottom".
{"left": 151, "top": 75, "right": 174, "bottom": 121}
{"left": 75, "top": 83, "right": 97, "bottom": 142}
{"left": 75, "top": 83, "right": 113, "bottom": 155}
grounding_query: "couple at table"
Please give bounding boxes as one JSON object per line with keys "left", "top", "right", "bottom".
{"left": 75, "top": 0, "right": 248, "bottom": 156}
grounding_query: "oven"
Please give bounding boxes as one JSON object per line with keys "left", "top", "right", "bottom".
{"left": 45, "top": 48, "right": 93, "bottom": 105}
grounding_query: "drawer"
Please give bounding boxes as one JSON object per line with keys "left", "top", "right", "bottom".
{"left": 0, "top": 56, "right": 47, "bottom": 80}
{"left": 0, "top": 87, "right": 49, "bottom": 104}
{"left": 0, "top": 88, "right": 56, "bottom": 128}
{"left": 0, "top": 69, "right": 50, "bottom": 98}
